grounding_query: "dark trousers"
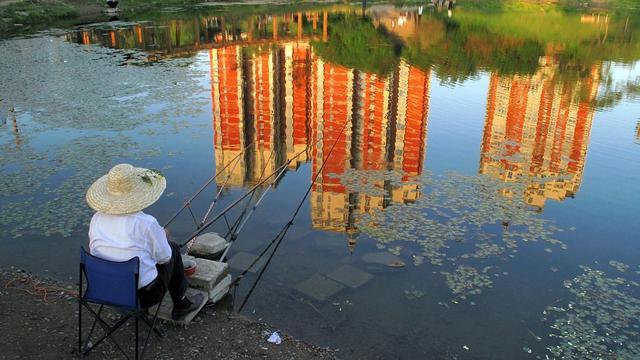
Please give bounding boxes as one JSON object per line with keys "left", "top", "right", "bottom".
{"left": 138, "top": 242, "right": 188, "bottom": 308}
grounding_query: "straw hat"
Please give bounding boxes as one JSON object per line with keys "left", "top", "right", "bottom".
{"left": 86, "top": 164, "right": 166, "bottom": 215}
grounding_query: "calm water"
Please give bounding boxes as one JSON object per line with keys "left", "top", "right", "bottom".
{"left": 2, "top": 3, "right": 640, "bottom": 359}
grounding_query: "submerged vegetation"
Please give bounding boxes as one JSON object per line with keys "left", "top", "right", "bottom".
{"left": 334, "top": 169, "right": 566, "bottom": 299}
{"left": 545, "top": 266, "right": 640, "bottom": 358}
{"left": 0, "top": 36, "right": 209, "bottom": 238}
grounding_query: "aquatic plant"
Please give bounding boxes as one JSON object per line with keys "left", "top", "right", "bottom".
{"left": 0, "top": 136, "right": 161, "bottom": 238}
{"left": 0, "top": 36, "right": 209, "bottom": 131}
{"left": 441, "top": 266, "right": 493, "bottom": 299}
{"left": 333, "top": 169, "right": 567, "bottom": 298}
{"left": 0, "top": 36, "right": 211, "bottom": 239}
{"left": 545, "top": 266, "right": 640, "bottom": 359}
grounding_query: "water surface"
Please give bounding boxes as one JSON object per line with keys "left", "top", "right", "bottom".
{"left": 2, "top": 3, "right": 640, "bottom": 359}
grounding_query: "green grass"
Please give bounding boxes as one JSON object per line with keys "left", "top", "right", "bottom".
{"left": 1, "top": 1, "right": 78, "bottom": 24}
{"left": 312, "top": 13, "right": 400, "bottom": 75}
{"left": 0, "top": 0, "right": 79, "bottom": 34}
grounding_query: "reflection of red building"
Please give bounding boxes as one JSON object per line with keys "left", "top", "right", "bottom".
{"left": 392, "top": 62, "right": 430, "bottom": 202}
{"left": 209, "top": 43, "right": 430, "bottom": 238}
{"left": 211, "top": 46, "right": 245, "bottom": 186}
{"left": 252, "top": 49, "right": 274, "bottom": 149}
{"left": 397, "top": 62, "right": 430, "bottom": 180}
{"left": 480, "top": 57, "right": 599, "bottom": 208}
{"left": 310, "top": 59, "right": 355, "bottom": 231}
{"left": 248, "top": 48, "right": 277, "bottom": 182}
{"left": 312, "top": 61, "right": 354, "bottom": 196}
{"left": 287, "top": 43, "right": 312, "bottom": 167}
{"left": 359, "top": 73, "right": 389, "bottom": 171}
{"left": 310, "top": 59, "right": 430, "bottom": 232}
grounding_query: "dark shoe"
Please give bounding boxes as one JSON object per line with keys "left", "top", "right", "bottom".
{"left": 171, "top": 293, "right": 205, "bottom": 320}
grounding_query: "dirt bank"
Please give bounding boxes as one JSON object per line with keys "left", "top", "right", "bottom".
{"left": 0, "top": 269, "right": 336, "bottom": 359}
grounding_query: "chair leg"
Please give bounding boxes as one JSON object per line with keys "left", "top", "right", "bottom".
{"left": 135, "top": 315, "right": 139, "bottom": 360}
{"left": 78, "top": 268, "right": 83, "bottom": 357}
{"left": 83, "top": 304, "right": 103, "bottom": 353}
{"left": 79, "top": 301, "right": 160, "bottom": 360}
{"left": 140, "top": 300, "right": 163, "bottom": 359}
{"left": 81, "top": 303, "right": 130, "bottom": 358}
{"left": 78, "top": 299, "right": 82, "bottom": 357}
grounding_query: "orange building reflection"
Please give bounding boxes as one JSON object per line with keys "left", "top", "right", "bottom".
{"left": 310, "top": 60, "right": 430, "bottom": 239}
{"left": 208, "top": 42, "right": 430, "bottom": 243}
{"left": 480, "top": 57, "right": 599, "bottom": 208}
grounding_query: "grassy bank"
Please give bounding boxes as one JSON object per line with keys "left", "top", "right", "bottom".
{"left": 0, "top": 0, "right": 100, "bottom": 36}
{"left": 0, "top": 0, "right": 215, "bottom": 36}
{"left": 394, "top": 0, "right": 640, "bottom": 12}
{"left": 0, "top": 0, "right": 335, "bottom": 37}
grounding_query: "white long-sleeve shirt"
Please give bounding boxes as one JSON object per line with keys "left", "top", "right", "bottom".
{"left": 88, "top": 211, "right": 172, "bottom": 288}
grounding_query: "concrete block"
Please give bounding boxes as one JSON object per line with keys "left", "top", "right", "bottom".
{"left": 189, "top": 232, "right": 228, "bottom": 260}
{"left": 184, "top": 255, "right": 229, "bottom": 291}
{"left": 228, "top": 252, "right": 267, "bottom": 273}
{"left": 326, "top": 264, "right": 373, "bottom": 289}
{"left": 153, "top": 287, "right": 207, "bottom": 325}
{"left": 294, "top": 274, "right": 344, "bottom": 301}
{"left": 362, "top": 252, "right": 406, "bottom": 267}
{"left": 208, "top": 274, "right": 231, "bottom": 304}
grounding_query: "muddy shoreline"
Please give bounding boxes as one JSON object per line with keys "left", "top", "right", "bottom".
{"left": 0, "top": 268, "right": 337, "bottom": 359}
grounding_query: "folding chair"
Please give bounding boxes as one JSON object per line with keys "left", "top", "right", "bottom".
{"left": 78, "top": 248, "right": 164, "bottom": 359}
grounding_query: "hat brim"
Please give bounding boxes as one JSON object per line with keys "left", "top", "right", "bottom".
{"left": 86, "top": 167, "right": 166, "bottom": 215}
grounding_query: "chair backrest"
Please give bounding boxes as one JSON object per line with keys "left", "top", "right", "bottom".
{"left": 80, "top": 248, "right": 140, "bottom": 310}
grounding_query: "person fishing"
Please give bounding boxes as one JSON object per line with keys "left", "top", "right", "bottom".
{"left": 86, "top": 163, "right": 205, "bottom": 320}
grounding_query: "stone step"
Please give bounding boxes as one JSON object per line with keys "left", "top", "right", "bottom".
{"left": 189, "top": 232, "right": 229, "bottom": 260}
{"left": 182, "top": 255, "right": 229, "bottom": 292}
{"left": 228, "top": 252, "right": 267, "bottom": 273}
{"left": 294, "top": 274, "right": 344, "bottom": 301}
{"left": 208, "top": 274, "right": 232, "bottom": 304}
{"left": 326, "top": 264, "right": 373, "bottom": 289}
{"left": 152, "top": 287, "right": 207, "bottom": 325}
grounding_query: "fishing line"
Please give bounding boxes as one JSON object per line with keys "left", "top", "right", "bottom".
{"left": 187, "top": 148, "right": 276, "bottom": 254}
{"left": 235, "top": 117, "right": 350, "bottom": 312}
{"left": 185, "top": 149, "right": 262, "bottom": 253}
{"left": 199, "top": 153, "right": 244, "bottom": 227}
{"left": 215, "top": 149, "right": 279, "bottom": 259}
{"left": 176, "top": 139, "right": 323, "bottom": 249}
{"left": 225, "top": 148, "right": 276, "bottom": 235}
{"left": 163, "top": 141, "right": 255, "bottom": 228}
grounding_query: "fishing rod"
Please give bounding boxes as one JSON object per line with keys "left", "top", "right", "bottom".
{"left": 186, "top": 148, "right": 275, "bottom": 254}
{"left": 219, "top": 148, "right": 277, "bottom": 241}
{"left": 176, "top": 142, "right": 316, "bottom": 249}
{"left": 163, "top": 141, "right": 254, "bottom": 228}
{"left": 183, "top": 151, "right": 248, "bottom": 253}
{"left": 218, "top": 161, "right": 289, "bottom": 262}
{"left": 234, "top": 118, "right": 350, "bottom": 312}
{"left": 217, "top": 132, "right": 325, "bottom": 260}
{"left": 232, "top": 162, "right": 287, "bottom": 239}
{"left": 216, "top": 147, "right": 275, "bottom": 234}
{"left": 199, "top": 149, "right": 252, "bottom": 227}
